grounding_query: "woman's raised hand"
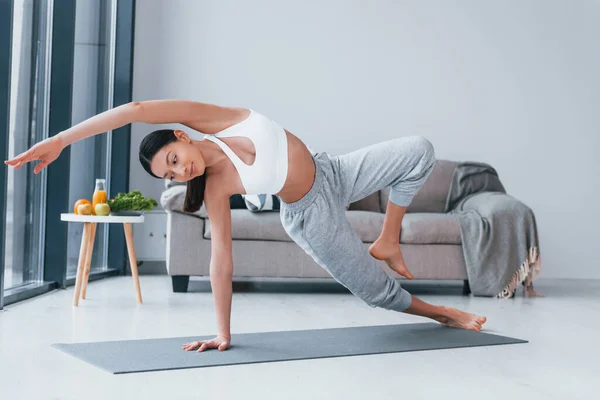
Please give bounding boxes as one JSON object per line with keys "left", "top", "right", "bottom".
{"left": 4, "top": 136, "right": 64, "bottom": 174}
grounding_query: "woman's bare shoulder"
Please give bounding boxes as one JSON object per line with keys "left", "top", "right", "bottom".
{"left": 205, "top": 168, "right": 238, "bottom": 199}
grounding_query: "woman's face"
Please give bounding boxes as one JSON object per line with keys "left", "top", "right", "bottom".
{"left": 150, "top": 130, "right": 205, "bottom": 182}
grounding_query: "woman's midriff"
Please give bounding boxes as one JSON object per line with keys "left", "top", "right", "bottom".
{"left": 275, "top": 130, "right": 316, "bottom": 204}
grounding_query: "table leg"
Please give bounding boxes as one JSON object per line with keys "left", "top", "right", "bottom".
{"left": 81, "top": 223, "right": 97, "bottom": 299}
{"left": 123, "top": 223, "right": 143, "bottom": 304}
{"left": 73, "top": 223, "right": 91, "bottom": 306}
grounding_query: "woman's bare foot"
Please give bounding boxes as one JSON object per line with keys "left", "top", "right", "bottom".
{"left": 435, "top": 306, "right": 487, "bottom": 331}
{"left": 369, "top": 238, "right": 414, "bottom": 279}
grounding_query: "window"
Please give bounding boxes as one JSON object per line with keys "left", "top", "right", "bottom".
{"left": 0, "top": 0, "right": 134, "bottom": 308}
{"left": 3, "top": 0, "right": 51, "bottom": 293}
{"left": 66, "top": 1, "right": 117, "bottom": 277}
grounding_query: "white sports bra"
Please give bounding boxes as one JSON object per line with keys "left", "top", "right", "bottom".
{"left": 190, "top": 109, "right": 288, "bottom": 195}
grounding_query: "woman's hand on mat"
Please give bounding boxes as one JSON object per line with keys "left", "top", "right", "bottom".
{"left": 182, "top": 336, "right": 231, "bottom": 352}
{"left": 4, "top": 136, "right": 65, "bottom": 174}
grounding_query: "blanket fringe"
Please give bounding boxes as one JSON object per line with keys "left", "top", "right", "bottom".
{"left": 496, "top": 247, "right": 542, "bottom": 299}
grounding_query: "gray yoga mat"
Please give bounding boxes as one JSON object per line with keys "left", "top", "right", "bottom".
{"left": 52, "top": 323, "right": 526, "bottom": 374}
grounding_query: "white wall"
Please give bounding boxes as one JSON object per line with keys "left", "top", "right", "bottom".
{"left": 131, "top": 0, "right": 600, "bottom": 279}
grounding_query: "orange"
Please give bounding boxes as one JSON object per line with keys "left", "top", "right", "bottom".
{"left": 74, "top": 199, "right": 92, "bottom": 215}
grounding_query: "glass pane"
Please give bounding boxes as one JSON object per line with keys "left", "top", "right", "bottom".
{"left": 4, "top": 0, "right": 49, "bottom": 291}
{"left": 66, "top": 0, "right": 116, "bottom": 277}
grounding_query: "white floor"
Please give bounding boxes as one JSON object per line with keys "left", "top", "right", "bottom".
{"left": 0, "top": 276, "right": 598, "bottom": 400}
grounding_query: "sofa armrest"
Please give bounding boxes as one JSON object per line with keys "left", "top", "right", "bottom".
{"left": 165, "top": 211, "right": 211, "bottom": 276}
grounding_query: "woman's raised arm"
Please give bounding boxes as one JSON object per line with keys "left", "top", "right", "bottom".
{"left": 4, "top": 100, "right": 224, "bottom": 174}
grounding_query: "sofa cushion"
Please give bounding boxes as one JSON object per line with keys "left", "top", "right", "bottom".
{"left": 161, "top": 186, "right": 247, "bottom": 218}
{"left": 381, "top": 159, "right": 458, "bottom": 213}
{"left": 348, "top": 192, "right": 381, "bottom": 212}
{"left": 401, "top": 213, "right": 461, "bottom": 244}
{"left": 345, "top": 211, "right": 387, "bottom": 242}
{"left": 203, "top": 210, "right": 461, "bottom": 245}
{"left": 204, "top": 210, "right": 291, "bottom": 241}
{"left": 204, "top": 210, "right": 388, "bottom": 242}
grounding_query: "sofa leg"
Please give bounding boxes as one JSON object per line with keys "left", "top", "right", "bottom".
{"left": 462, "top": 280, "right": 471, "bottom": 295}
{"left": 172, "top": 276, "right": 190, "bottom": 293}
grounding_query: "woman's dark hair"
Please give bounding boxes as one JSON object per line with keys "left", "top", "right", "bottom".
{"left": 139, "top": 129, "right": 206, "bottom": 213}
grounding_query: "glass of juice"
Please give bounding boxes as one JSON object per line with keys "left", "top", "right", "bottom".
{"left": 92, "top": 179, "right": 107, "bottom": 215}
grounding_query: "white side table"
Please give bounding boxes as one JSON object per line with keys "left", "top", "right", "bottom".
{"left": 60, "top": 213, "right": 145, "bottom": 306}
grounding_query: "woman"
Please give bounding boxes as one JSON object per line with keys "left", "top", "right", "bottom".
{"left": 5, "top": 100, "right": 486, "bottom": 352}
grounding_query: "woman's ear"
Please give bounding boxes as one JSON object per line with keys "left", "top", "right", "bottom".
{"left": 174, "top": 129, "right": 191, "bottom": 142}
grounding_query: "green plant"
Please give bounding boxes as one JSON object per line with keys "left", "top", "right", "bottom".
{"left": 107, "top": 190, "right": 157, "bottom": 212}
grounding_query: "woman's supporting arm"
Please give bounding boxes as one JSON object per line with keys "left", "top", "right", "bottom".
{"left": 204, "top": 189, "right": 235, "bottom": 339}
{"left": 210, "top": 257, "right": 234, "bottom": 339}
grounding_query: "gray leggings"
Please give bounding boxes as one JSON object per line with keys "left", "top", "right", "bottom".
{"left": 279, "top": 136, "right": 435, "bottom": 312}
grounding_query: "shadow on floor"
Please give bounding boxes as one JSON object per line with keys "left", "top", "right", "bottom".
{"left": 187, "top": 278, "right": 467, "bottom": 296}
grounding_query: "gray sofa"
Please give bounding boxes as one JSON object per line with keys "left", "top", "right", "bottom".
{"left": 161, "top": 159, "right": 473, "bottom": 294}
